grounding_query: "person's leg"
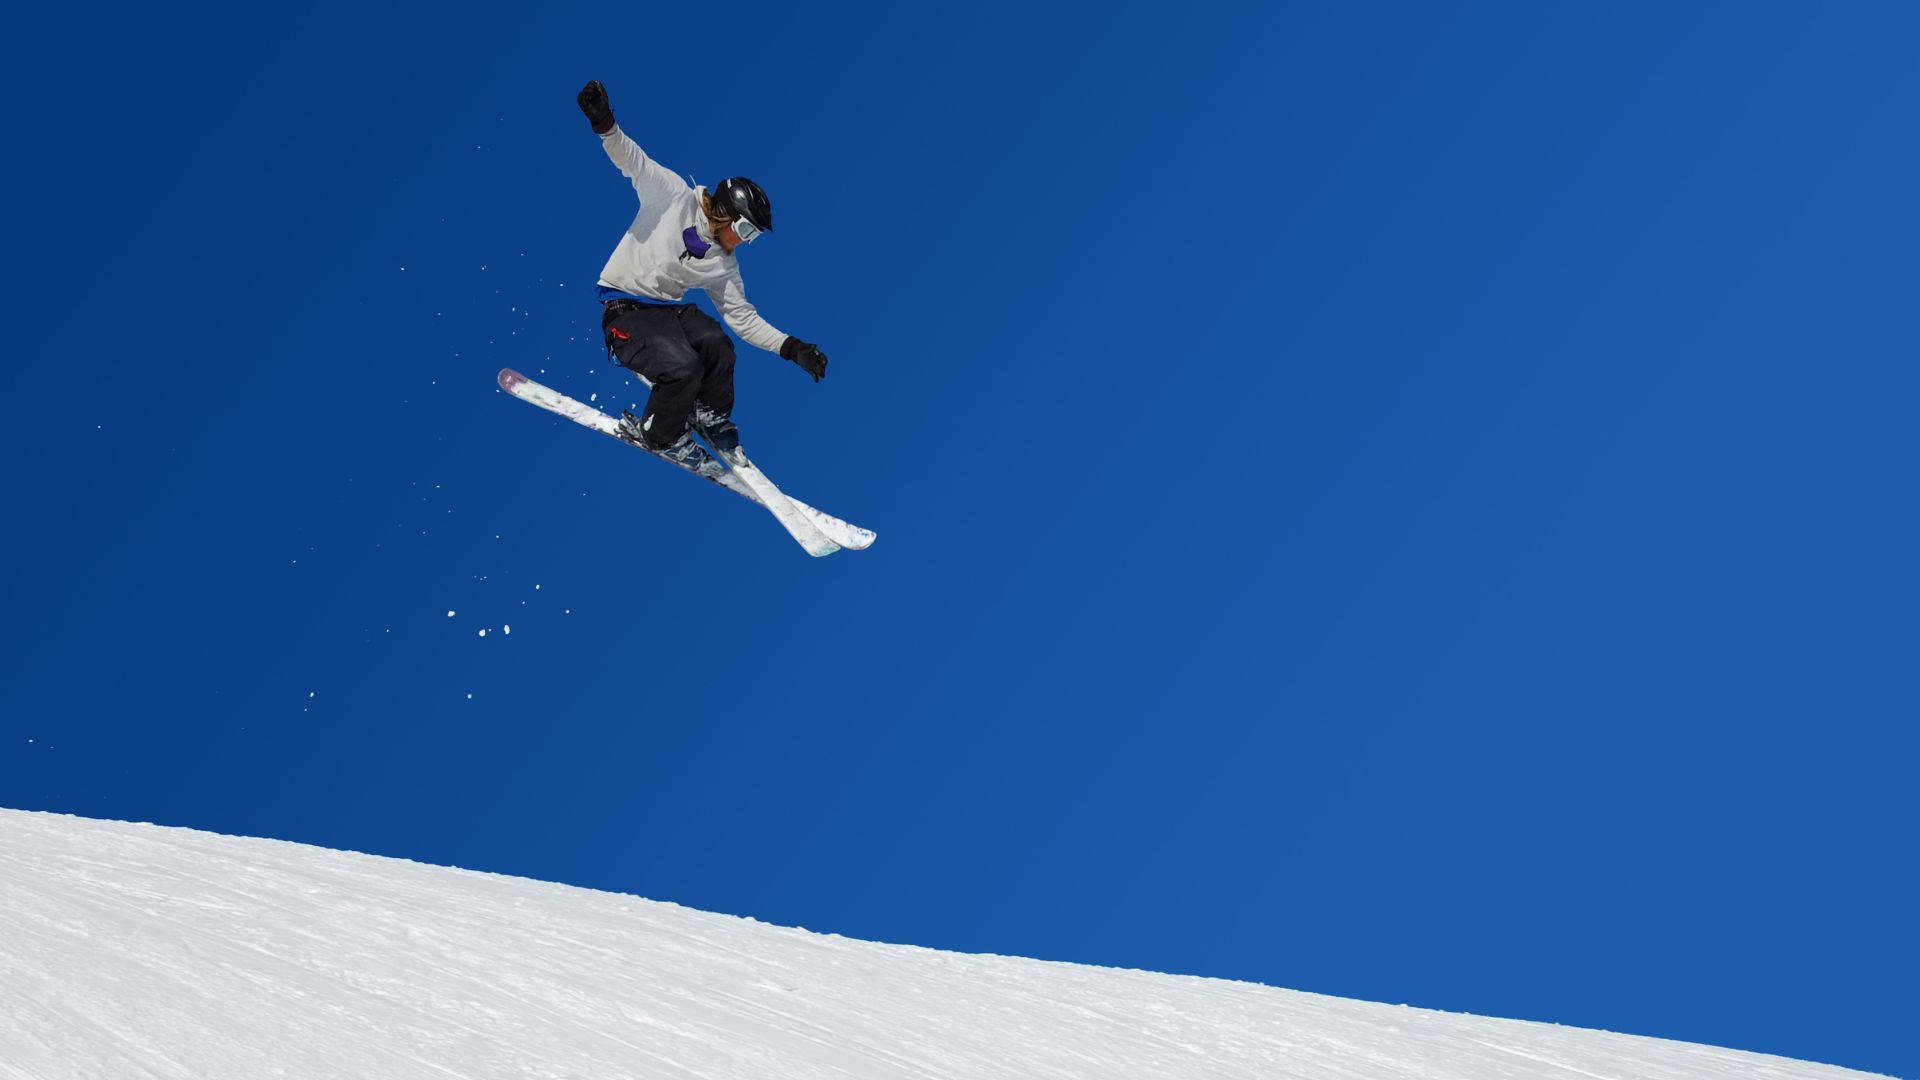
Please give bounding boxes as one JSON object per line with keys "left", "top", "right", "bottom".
{"left": 676, "top": 306, "right": 740, "bottom": 451}
{"left": 602, "top": 304, "right": 703, "bottom": 451}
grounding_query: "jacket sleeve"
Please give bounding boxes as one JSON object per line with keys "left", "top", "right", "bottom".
{"left": 599, "top": 125, "right": 688, "bottom": 206}
{"left": 710, "top": 269, "right": 789, "bottom": 355}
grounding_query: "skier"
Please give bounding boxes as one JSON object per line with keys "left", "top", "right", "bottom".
{"left": 575, "top": 80, "right": 830, "bottom": 468}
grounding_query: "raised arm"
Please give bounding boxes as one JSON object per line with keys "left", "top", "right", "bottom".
{"left": 576, "top": 80, "right": 687, "bottom": 206}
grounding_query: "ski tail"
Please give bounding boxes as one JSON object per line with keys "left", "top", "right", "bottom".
{"left": 711, "top": 444, "right": 838, "bottom": 557}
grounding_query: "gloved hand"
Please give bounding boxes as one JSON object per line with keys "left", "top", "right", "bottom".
{"left": 781, "top": 337, "right": 829, "bottom": 382}
{"left": 577, "top": 80, "right": 615, "bottom": 135}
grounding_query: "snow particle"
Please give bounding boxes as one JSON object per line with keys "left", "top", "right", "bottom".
{"left": 447, "top": 610, "right": 456, "bottom": 617}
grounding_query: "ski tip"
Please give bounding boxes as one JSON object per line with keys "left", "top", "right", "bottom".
{"left": 497, "top": 368, "right": 525, "bottom": 392}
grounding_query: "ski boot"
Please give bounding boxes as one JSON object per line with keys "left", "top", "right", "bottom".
{"left": 621, "top": 411, "right": 727, "bottom": 479}
{"left": 615, "top": 408, "right": 651, "bottom": 444}
{"left": 691, "top": 404, "right": 740, "bottom": 455}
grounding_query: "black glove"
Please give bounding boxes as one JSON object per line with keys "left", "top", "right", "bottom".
{"left": 577, "top": 80, "right": 615, "bottom": 135}
{"left": 781, "top": 337, "right": 828, "bottom": 382}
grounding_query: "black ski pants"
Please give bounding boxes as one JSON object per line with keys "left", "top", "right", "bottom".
{"left": 600, "top": 300, "right": 736, "bottom": 449}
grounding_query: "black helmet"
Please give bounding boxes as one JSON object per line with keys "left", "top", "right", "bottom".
{"left": 711, "top": 177, "right": 772, "bottom": 233}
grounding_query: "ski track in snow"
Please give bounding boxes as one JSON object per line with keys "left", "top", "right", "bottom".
{"left": 0, "top": 810, "right": 1887, "bottom": 1080}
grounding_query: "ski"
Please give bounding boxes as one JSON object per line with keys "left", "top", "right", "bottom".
{"left": 496, "top": 369, "right": 874, "bottom": 556}
{"left": 709, "top": 443, "right": 837, "bottom": 558}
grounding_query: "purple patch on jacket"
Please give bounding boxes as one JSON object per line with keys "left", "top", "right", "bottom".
{"left": 681, "top": 226, "right": 712, "bottom": 259}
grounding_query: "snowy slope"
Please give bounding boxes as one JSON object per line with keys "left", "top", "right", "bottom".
{"left": 0, "top": 810, "right": 1885, "bottom": 1080}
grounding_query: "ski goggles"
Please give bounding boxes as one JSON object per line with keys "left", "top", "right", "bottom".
{"left": 729, "top": 215, "right": 762, "bottom": 244}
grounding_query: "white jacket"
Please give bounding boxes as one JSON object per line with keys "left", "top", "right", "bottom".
{"left": 593, "top": 126, "right": 789, "bottom": 354}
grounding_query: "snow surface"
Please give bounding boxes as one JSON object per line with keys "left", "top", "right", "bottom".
{"left": 0, "top": 810, "right": 1885, "bottom": 1080}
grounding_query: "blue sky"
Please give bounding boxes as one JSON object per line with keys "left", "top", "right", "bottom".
{"left": 4, "top": 2, "right": 1915, "bottom": 1075}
